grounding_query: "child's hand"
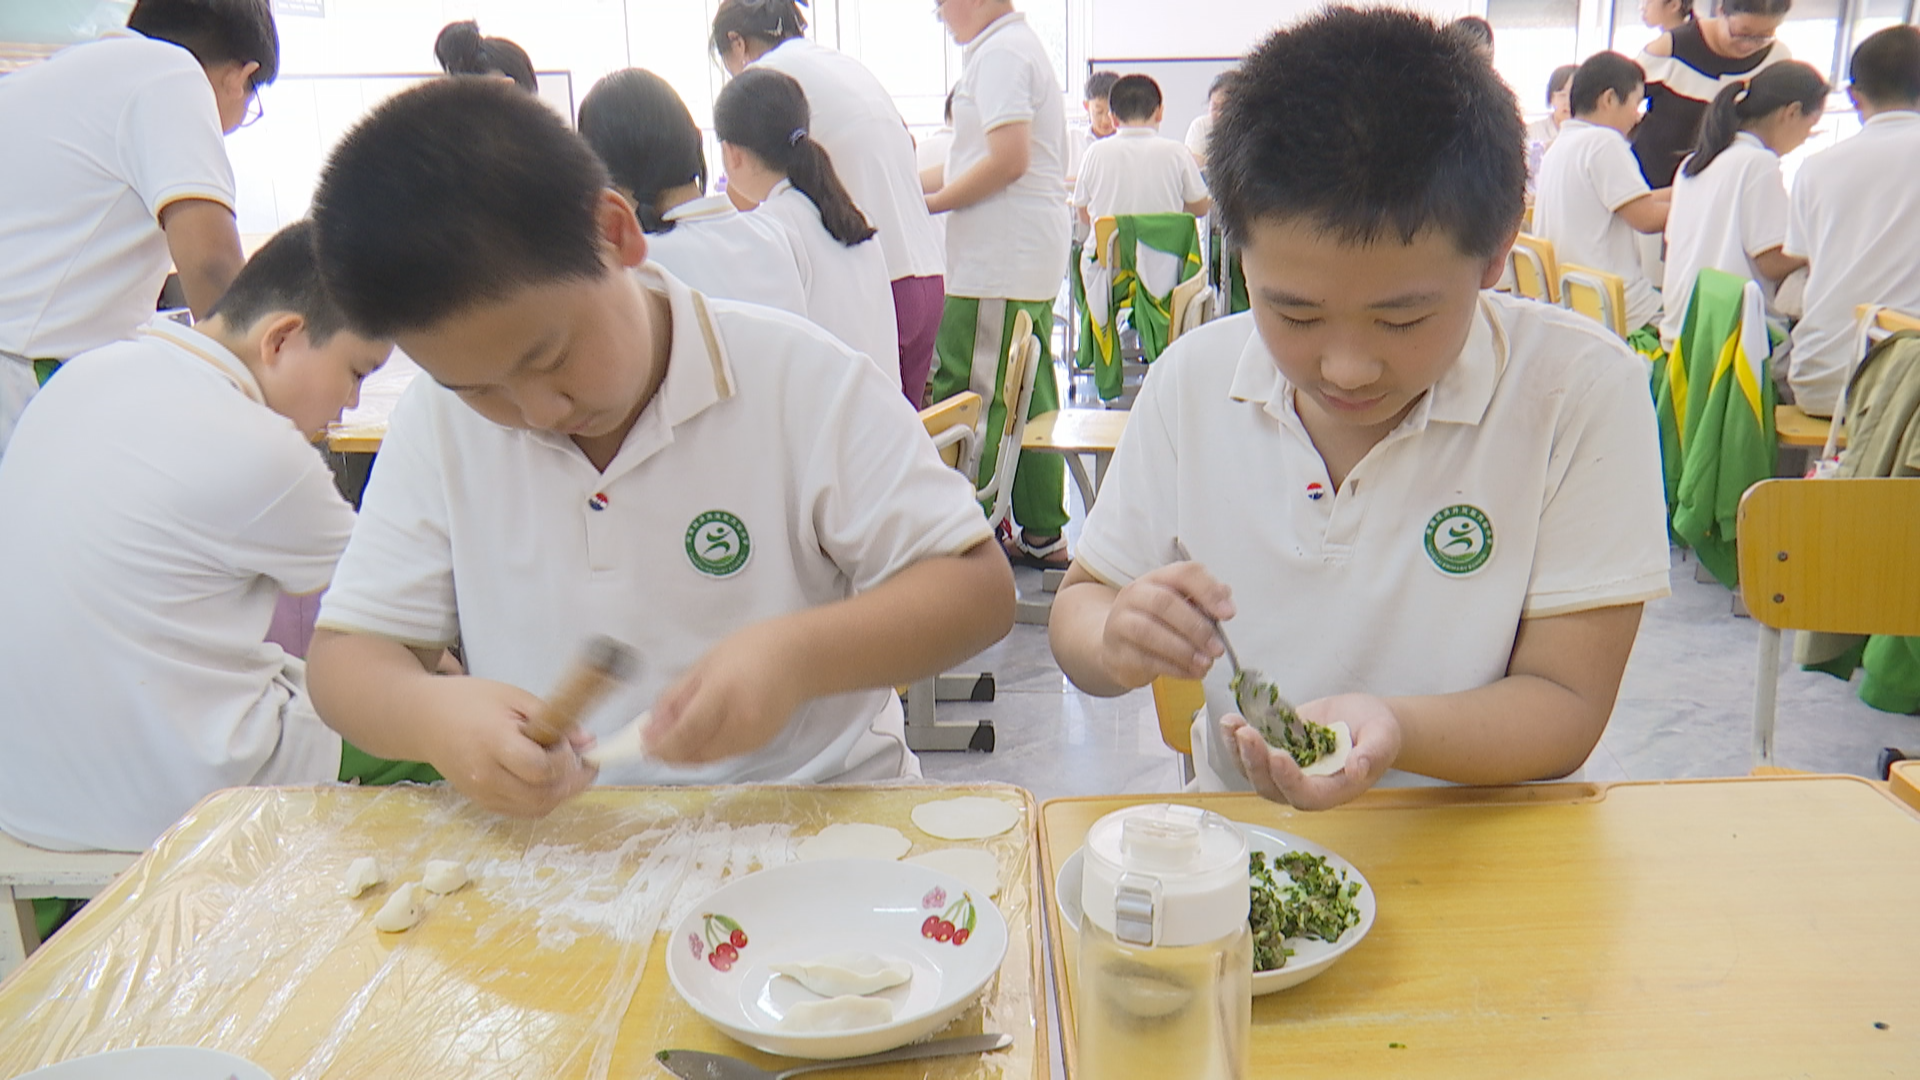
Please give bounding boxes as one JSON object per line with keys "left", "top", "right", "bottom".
{"left": 643, "top": 623, "right": 808, "bottom": 765}
{"left": 1100, "top": 561, "right": 1236, "bottom": 689}
{"left": 1222, "top": 693, "right": 1402, "bottom": 811}
{"left": 417, "top": 676, "right": 599, "bottom": 817}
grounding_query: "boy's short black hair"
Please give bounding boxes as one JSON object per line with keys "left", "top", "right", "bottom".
{"left": 1850, "top": 24, "right": 1920, "bottom": 106}
{"left": 1084, "top": 70, "right": 1120, "bottom": 103}
{"left": 205, "top": 220, "right": 353, "bottom": 344}
{"left": 127, "top": 0, "right": 279, "bottom": 85}
{"left": 309, "top": 78, "right": 611, "bottom": 338}
{"left": 1570, "top": 52, "right": 1645, "bottom": 116}
{"left": 1108, "top": 74, "right": 1162, "bottom": 123}
{"left": 1450, "top": 15, "right": 1495, "bottom": 49}
{"left": 1209, "top": 7, "right": 1524, "bottom": 259}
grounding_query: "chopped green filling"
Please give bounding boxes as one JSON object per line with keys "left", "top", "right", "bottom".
{"left": 1229, "top": 672, "right": 1337, "bottom": 767}
{"left": 1248, "top": 851, "right": 1364, "bottom": 972}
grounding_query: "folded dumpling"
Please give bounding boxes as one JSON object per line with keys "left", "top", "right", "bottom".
{"left": 777, "top": 994, "right": 895, "bottom": 1032}
{"left": 771, "top": 952, "right": 913, "bottom": 997}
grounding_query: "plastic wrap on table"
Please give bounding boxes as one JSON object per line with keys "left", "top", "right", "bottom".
{"left": 0, "top": 783, "right": 1044, "bottom": 1080}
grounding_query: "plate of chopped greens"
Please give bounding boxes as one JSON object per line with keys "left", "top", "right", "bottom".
{"left": 1055, "top": 823, "right": 1373, "bottom": 995}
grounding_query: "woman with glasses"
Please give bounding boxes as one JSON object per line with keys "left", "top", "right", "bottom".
{"left": 1633, "top": 0, "right": 1794, "bottom": 187}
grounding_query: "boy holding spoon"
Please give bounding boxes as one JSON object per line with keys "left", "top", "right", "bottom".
{"left": 1048, "top": 8, "right": 1671, "bottom": 808}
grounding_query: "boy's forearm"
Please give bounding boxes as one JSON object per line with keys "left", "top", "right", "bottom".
{"left": 307, "top": 628, "right": 447, "bottom": 763}
{"left": 1386, "top": 675, "right": 1608, "bottom": 784}
{"left": 769, "top": 540, "right": 1014, "bottom": 700}
{"left": 1048, "top": 578, "right": 1132, "bottom": 697}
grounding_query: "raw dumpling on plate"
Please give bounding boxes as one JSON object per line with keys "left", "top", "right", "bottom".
{"left": 778, "top": 994, "right": 895, "bottom": 1032}
{"left": 771, "top": 952, "right": 913, "bottom": 997}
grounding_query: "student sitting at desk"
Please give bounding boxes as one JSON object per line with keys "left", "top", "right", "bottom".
{"left": 1783, "top": 25, "right": 1920, "bottom": 417}
{"left": 1535, "top": 51, "right": 1673, "bottom": 341}
{"left": 715, "top": 68, "right": 901, "bottom": 387}
{"left": 577, "top": 69, "right": 809, "bottom": 319}
{"left": 0, "top": 222, "right": 421, "bottom": 875}
{"left": 304, "top": 80, "right": 1015, "bottom": 817}
{"left": 1048, "top": 8, "right": 1671, "bottom": 807}
{"left": 1660, "top": 61, "right": 1824, "bottom": 351}
{"left": 1071, "top": 74, "right": 1211, "bottom": 231}
{"left": 0, "top": 0, "right": 277, "bottom": 460}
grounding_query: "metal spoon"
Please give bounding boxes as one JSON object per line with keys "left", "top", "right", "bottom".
{"left": 654, "top": 1033, "right": 1013, "bottom": 1080}
{"left": 1171, "top": 540, "right": 1307, "bottom": 747}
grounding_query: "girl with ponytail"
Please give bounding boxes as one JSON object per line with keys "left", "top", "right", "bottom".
{"left": 715, "top": 68, "right": 901, "bottom": 385}
{"left": 433, "top": 21, "right": 536, "bottom": 94}
{"left": 577, "top": 69, "right": 808, "bottom": 318}
{"left": 1659, "top": 59, "right": 1824, "bottom": 347}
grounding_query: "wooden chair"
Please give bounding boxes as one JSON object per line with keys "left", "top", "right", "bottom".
{"left": 1777, "top": 305, "right": 1920, "bottom": 451}
{"left": 2, "top": 832, "right": 138, "bottom": 978}
{"left": 1558, "top": 263, "right": 1630, "bottom": 338}
{"left": 1166, "top": 271, "right": 1214, "bottom": 345}
{"left": 1736, "top": 478, "right": 1920, "bottom": 770}
{"left": 1151, "top": 676, "right": 1208, "bottom": 786}
{"left": 1508, "top": 233, "right": 1560, "bottom": 304}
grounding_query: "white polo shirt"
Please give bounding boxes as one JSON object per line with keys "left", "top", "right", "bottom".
{"left": 317, "top": 267, "right": 993, "bottom": 785}
{"left": 1072, "top": 126, "right": 1209, "bottom": 222}
{"left": 756, "top": 179, "right": 901, "bottom": 384}
{"left": 644, "top": 195, "right": 809, "bottom": 318}
{"left": 1184, "top": 113, "right": 1212, "bottom": 164}
{"left": 755, "top": 37, "right": 945, "bottom": 283}
{"left": 943, "top": 13, "right": 1071, "bottom": 302}
{"left": 0, "top": 320, "right": 354, "bottom": 852}
{"left": 0, "top": 30, "right": 234, "bottom": 363}
{"left": 1534, "top": 119, "right": 1662, "bottom": 331}
{"left": 1784, "top": 110, "right": 1920, "bottom": 417}
{"left": 1661, "top": 133, "right": 1789, "bottom": 347}
{"left": 1075, "top": 293, "right": 1672, "bottom": 790}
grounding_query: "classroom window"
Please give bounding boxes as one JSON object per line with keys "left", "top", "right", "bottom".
{"left": 1489, "top": 0, "right": 1583, "bottom": 117}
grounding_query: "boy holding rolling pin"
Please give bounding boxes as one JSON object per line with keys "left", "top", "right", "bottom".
{"left": 303, "top": 80, "right": 1015, "bottom": 818}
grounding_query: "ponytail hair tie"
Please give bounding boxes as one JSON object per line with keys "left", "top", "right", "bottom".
{"left": 1733, "top": 80, "right": 1752, "bottom": 104}
{"left": 788, "top": 127, "right": 808, "bottom": 146}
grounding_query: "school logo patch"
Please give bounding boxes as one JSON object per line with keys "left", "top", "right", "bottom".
{"left": 1423, "top": 504, "right": 1493, "bottom": 576}
{"left": 686, "top": 510, "right": 751, "bottom": 578}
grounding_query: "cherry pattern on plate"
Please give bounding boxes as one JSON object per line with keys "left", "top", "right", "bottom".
{"left": 700, "top": 913, "right": 749, "bottom": 972}
{"left": 919, "top": 891, "right": 977, "bottom": 947}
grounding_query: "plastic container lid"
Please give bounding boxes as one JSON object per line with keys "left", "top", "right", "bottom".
{"left": 1081, "top": 804, "right": 1249, "bottom": 948}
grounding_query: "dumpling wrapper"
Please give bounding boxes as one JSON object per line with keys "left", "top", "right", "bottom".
{"left": 583, "top": 712, "right": 649, "bottom": 767}
{"left": 342, "top": 856, "right": 382, "bottom": 899}
{"left": 372, "top": 882, "right": 425, "bottom": 933}
{"left": 778, "top": 994, "right": 895, "bottom": 1033}
{"left": 421, "top": 859, "right": 469, "bottom": 895}
{"left": 1297, "top": 721, "right": 1353, "bottom": 778}
{"left": 910, "top": 796, "right": 1021, "bottom": 840}
{"left": 771, "top": 952, "right": 913, "bottom": 997}
{"left": 905, "top": 848, "right": 1000, "bottom": 897}
{"left": 795, "top": 823, "right": 912, "bottom": 862}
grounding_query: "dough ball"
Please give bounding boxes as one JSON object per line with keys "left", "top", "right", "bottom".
{"left": 372, "top": 882, "right": 425, "bottom": 933}
{"left": 421, "top": 859, "right": 469, "bottom": 895}
{"left": 905, "top": 848, "right": 1001, "bottom": 897}
{"left": 342, "top": 856, "right": 382, "bottom": 899}
{"left": 910, "top": 796, "right": 1021, "bottom": 840}
{"left": 795, "top": 823, "right": 912, "bottom": 862}
{"left": 1299, "top": 722, "right": 1354, "bottom": 778}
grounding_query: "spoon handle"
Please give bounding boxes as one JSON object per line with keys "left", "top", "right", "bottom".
{"left": 1171, "top": 539, "right": 1240, "bottom": 676}
{"left": 774, "top": 1033, "right": 1014, "bottom": 1079}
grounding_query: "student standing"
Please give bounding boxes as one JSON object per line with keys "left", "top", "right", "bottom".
{"left": 711, "top": 0, "right": 946, "bottom": 406}
{"left": 1641, "top": 0, "right": 1694, "bottom": 33}
{"left": 0, "top": 0, "right": 275, "bottom": 459}
{"left": 1535, "top": 52, "right": 1673, "bottom": 337}
{"left": 1660, "top": 62, "right": 1824, "bottom": 348}
{"left": 1633, "top": 0, "right": 1792, "bottom": 187}
{"left": 716, "top": 69, "right": 901, "bottom": 386}
{"left": 304, "top": 81, "right": 1014, "bottom": 814}
{"left": 1527, "top": 65, "right": 1580, "bottom": 197}
{"left": 925, "top": 0, "right": 1073, "bottom": 570}
{"left": 1783, "top": 26, "right": 1920, "bottom": 416}
{"left": 1072, "top": 74, "right": 1212, "bottom": 229}
{"left": 1185, "top": 71, "right": 1238, "bottom": 171}
{"left": 1066, "top": 71, "right": 1121, "bottom": 188}
{"left": 578, "top": 69, "right": 809, "bottom": 319}
{"left": 1049, "top": 8, "right": 1670, "bottom": 805}
{"left": 432, "top": 20, "right": 535, "bottom": 93}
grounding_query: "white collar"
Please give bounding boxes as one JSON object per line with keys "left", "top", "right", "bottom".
{"left": 963, "top": 12, "right": 1026, "bottom": 59}
{"left": 1863, "top": 109, "right": 1920, "bottom": 129}
{"left": 1732, "top": 130, "right": 1769, "bottom": 151}
{"left": 139, "top": 318, "right": 265, "bottom": 405}
{"left": 662, "top": 194, "right": 739, "bottom": 225}
{"left": 1115, "top": 126, "right": 1159, "bottom": 138}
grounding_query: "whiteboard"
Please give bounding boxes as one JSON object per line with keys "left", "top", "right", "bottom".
{"left": 1083, "top": 57, "right": 1240, "bottom": 154}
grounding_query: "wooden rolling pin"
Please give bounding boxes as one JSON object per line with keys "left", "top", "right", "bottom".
{"left": 522, "top": 636, "right": 637, "bottom": 747}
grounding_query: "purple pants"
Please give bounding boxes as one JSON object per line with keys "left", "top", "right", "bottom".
{"left": 892, "top": 274, "right": 944, "bottom": 408}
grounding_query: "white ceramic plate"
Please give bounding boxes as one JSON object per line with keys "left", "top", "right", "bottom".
{"left": 1055, "top": 824, "right": 1375, "bottom": 994}
{"left": 667, "top": 858, "right": 1010, "bottom": 1059}
{"left": 15, "top": 1047, "right": 273, "bottom": 1080}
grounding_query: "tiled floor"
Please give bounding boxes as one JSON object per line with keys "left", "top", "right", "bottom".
{"left": 921, "top": 551, "right": 1920, "bottom": 800}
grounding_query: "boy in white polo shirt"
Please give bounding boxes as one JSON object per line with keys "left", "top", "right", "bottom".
{"left": 1072, "top": 74, "right": 1212, "bottom": 229}
{"left": 1049, "top": 8, "right": 1672, "bottom": 808}
{"left": 1783, "top": 26, "right": 1920, "bottom": 417}
{"left": 0, "top": 223, "right": 405, "bottom": 874}
{"left": 304, "top": 80, "right": 1015, "bottom": 819}
{"left": 1535, "top": 51, "right": 1673, "bottom": 339}
{"left": 0, "top": 0, "right": 278, "bottom": 460}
